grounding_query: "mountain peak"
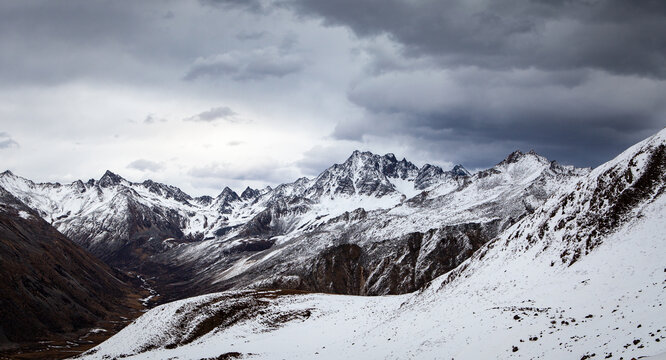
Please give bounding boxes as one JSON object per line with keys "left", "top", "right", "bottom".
{"left": 141, "top": 179, "right": 192, "bottom": 202}
{"left": 451, "top": 164, "right": 471, "bottom": 177}
{"left": 502, "top": 150, "right": 524, "bottom": 164}
{"left": 1, "top": 170, "right": 14, "bottom": 177}
{"left": 215, "top": 187, "right": 240, "bottom": 214}
{"left": 241, "top": 186, "right": 260, "bottom": 200}
{"left": 98, "top": 170, "right": 125, "bottom": 187}
{"left": 217, "top": 186, "right": 240, "bottom": 201}
{"left": 348, "top": 150, "right": 373, "bottom": 159}
{"left": 499, "top": 149, "right": 549, "bottom": 166}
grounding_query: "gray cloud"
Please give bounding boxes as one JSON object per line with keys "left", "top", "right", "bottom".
{"left": 2, "top": 0, "right": 665, "bottom": 193}
{"left": 236, "top": 30, "right": 266, "bottom": 40}
{"left": 336, "top": 67, "right": 666, "bottom": 167}
{"left": 0, "top": 132, "right": 19, "bottom": 149}
{"left": 188, "top": 161, "right": 298, "bottom": 184}
{"left": 127, "top": 159, "right": 164, "bottom": 172}
{"left": 184, "top": 47, "right": 306, "bottom": 81}
{"left": 285, "top": 0, "right": 666, "bottom": 78}
{"left": 196, "top": 0, "right": 666, "bottom": 168}
{"left": 200, "top": 0, "right": 270, "bottom": 14}
{"left": 296, "top": 143, "right": 360, "bottom": 176}
{"left": 144, "top": 114, "right": 167, "bottom": 124}
{"left": 185, "top": 106, "right": 237, "bottom": 122}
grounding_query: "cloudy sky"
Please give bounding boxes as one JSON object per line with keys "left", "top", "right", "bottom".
{"left": 1, "top": 0, "right": 664, "bottom": 195}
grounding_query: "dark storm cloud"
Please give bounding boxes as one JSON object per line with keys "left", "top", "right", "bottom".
{"left": 200, "top": 0, "right": 270, "bottom": 14}
{"left": 263, "top": 0, "right": 666, "bottom": 168}
{"left": 127, "top": 159, "right": 164, "bottom": 172}
{"left": 184, "top": 106, "right": 237, "bottom": 123}
{"left": 0, "top": 1, "right": 169, "bottom": 86}
{"left": 0, "top": 132, "right": 19, "bottom": 149}
{"left": 184, "top": 47, "right": 306, "bottom": 81}
{"left": 3, "top": 0, "right": 665, "bottom": 186}
{"left": 197, "top": 0, "right": 666, "bottom": 168}
{"left": 285, "top": 0, "right": 666, "bottom": 78}
{"left": 335, "top": 67, "right": 666, "bottom": 167}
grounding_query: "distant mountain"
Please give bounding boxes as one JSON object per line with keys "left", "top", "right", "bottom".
{"left": 77, "top": 128, "right": 666, "bottom": 360}
{"left": 0, "top": 186, "right": 140, "bottom": 348}
{"left": 0, "top": 149, "right": 587, "bottom": 300}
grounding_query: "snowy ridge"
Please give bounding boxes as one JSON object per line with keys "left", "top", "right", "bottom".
{"left": 77, "top": 129, "right": 666, "bottom": 359}
{"left": 0, "top": 152, "right": 467, "bottom": 248}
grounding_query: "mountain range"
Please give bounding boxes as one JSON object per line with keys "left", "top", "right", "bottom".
{"left": 0, "top": 147, "right": 587, "bottom": 301}
{"left": 76, "top": 128, "right": 666, "bottom": 359}
{"left": 0, "top": 128, "right": 664, "bottom": 359}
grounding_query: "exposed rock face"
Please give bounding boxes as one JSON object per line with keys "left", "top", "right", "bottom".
{"left": 251, "top": 221, "right": 499, "bottom": 295}
{"left": 142, "top": 179, "right": 193, "bottom": 203}
{"left": 240, "top": 187, "right": 261, "bottom": 201}
{"left": 0, "top": 187, "right": 139, "bottom": 346}
{"left": 305, "top": 244, "right": 366, "bottom": 295}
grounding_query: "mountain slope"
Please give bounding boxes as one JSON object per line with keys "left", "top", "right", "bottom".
{"left": 78, "top": 128, "right": 666, "bottom": 359}
{"left": 0, "top": 186, "right": 142, "bottom": 351}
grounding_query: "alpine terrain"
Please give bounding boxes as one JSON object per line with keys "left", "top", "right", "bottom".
{"left": 0, "top": 128, "right": 663, "bottom": 359}
{"left": 71, "top": 128, "right": 666, "bottom": 358}
{"left": 0, "top": 148, "right": 587, "bottom": 302}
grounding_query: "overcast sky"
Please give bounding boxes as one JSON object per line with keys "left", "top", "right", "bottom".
{"left": 1, "top": 0, "right": 664, "bottom": 195}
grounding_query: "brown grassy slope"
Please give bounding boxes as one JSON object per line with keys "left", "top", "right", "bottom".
{"left": 0, "top": 186, "right": 142, "bottom": 351}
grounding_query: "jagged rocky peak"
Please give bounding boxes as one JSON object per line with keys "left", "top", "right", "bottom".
{"left": 502, "top": 150, "right": 525, "bottom": 164}
{"left": 413, "top": 162, "right": 468, "bottom": 190}
{"left": 215, "top": 187, "right": 240, "bottom": 214}
{"left": 216, "top": 186, "right": 240, "bottom": 202}
{"left": 343, "top": 150, "right": 419, "bottom": 179}
{"left": 98, "top": 170, "right": 126, "bottom": 188}
{"left": 499, "top": 149, "right": 549, "bottom": 166}
{"left": 414, "top": 164, "right": 444, "bottom": 190}
{"left": 141, "top": 179, "right": 192, "bottom": 203}
{"left": 383, "top": 155, "right": 419, "bottom": 179}
{"left": 0, "top": 170, "right": 27, "bottom": 186}
{"left": 310, "top": 150, "right": 402, "bottom": 197}
{"left": 73, "top": 179, "right": 87, "bottom": 193}
{"left": 194, "top": 195, "right": 214, "bottom": 206}
{"left": 240, "top": 186, "right": 260, "bottom": 200}
{"left": 450, "top": 164, "right": 471, "bottom": 177}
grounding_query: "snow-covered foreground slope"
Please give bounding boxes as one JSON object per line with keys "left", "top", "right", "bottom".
{"left": 77, "top": 130, "right": 666, "bottom": 359}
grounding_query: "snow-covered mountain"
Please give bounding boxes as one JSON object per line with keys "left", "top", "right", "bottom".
{"left": 0, "top": 149, "right": 588, "bottom": 300}
{"left": 76, "top": 128, "right": 666, "bottom": 360}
